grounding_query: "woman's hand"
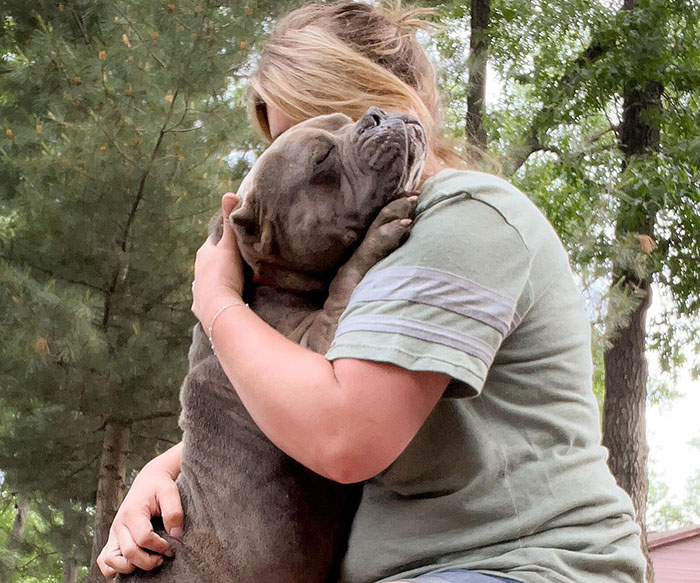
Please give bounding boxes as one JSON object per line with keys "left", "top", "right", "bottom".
{"left": 191, "top": 192, "right": 246, "bottom": 330}
{"left": 97, "top": 448, "right": 184, "bottom": 578}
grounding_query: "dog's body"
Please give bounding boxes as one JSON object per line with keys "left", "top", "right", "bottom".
{"left": 118, "top": 108, "right": 426, "bottom": 582}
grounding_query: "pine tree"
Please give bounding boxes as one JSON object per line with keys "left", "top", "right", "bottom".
{"left": 0, "top": 1, "right": 298, "bottom": 578}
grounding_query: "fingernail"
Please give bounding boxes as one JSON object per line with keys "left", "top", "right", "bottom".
{"left": 400, "top": 219, "right": 412, "bottom": 225}
{"left": 170, "top": 527, "right": 183, "bottom": 539}
{"left": 408, "top": 195, "right": 418, "bottom": 202}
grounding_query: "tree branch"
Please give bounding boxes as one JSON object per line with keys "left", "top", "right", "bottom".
{"left": 102, "top": 87, "right": 180, "bottom": 331}
{"left": 504, "top": 37, "right": 616, "bottom": 176}
{"left": 130, "top": 411, "right": 179, "bottom": 424}
{"left": 66, "top": 454, "right": 100, "bottom": 479}
{"left": 113, "top": 6, "right": 168, "bottom": 69}
{"left": 0, "top": 254, "right": 106, "bottom": 293}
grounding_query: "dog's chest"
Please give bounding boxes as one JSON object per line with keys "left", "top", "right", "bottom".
{"left": 247, "top": 284, "right": 324, "bottom": 332}
{"left": 178, "top": 284, "right": 326, "bottom": 433}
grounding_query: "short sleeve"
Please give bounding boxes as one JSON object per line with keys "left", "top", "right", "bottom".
{"left": 325, "top": 189, "right": 533, "bottom": 398}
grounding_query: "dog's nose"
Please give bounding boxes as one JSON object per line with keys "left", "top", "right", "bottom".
{"left": 366, "top": 106, "right": 385, "bottom": 125}
{"left": 359, "top": 106, "right": 387, "bottom": 132}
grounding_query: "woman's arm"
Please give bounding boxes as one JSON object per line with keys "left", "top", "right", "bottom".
{"left": 211, "top": 306, "right": 448, "bottom": 483}
{"left": 151, "top": 440, "right": 183, "bottom": 479}
{"left": 193, "top": 195, "right": 450, "bottom": 483}
{"left": 97, "top": 442, "right": 184, "bottom": 577}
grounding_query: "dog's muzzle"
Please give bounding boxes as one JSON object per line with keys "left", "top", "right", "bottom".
{"left": 355, "top": 106, "right": 427, "bottom": 192}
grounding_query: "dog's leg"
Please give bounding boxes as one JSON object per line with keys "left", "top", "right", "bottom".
{"left": 302, "top": 195, "right": 417, "bottom": 353}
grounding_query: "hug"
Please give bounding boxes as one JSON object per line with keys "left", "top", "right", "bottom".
{"left": 98, "top": 2, "right": 646, "bottom": 583}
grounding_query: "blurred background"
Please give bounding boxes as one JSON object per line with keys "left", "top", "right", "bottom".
{"left": 1, "top": 1, "right": 698, "bottom": 581}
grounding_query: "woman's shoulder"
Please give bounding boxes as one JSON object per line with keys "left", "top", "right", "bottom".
{"left": 417, "top": 168, "right": 563, "bottom": 260}
{"left": 419, "top": 167, "right": 521, "bottom": 198}
{"left": 419, "top": 169, "right": 539, "bottom": 217}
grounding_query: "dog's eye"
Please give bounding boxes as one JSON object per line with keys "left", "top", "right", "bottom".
{"left": 314, "top": 145, "right": 335, "bottom": 166}
{"left": 310, "top": 145, "right": 340, "bottom": 187}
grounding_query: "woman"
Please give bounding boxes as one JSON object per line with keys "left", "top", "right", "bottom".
{"left": 98, "top": 2, "right": 646, "bottom": 582}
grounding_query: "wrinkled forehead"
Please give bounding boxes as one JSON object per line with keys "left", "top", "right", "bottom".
{"left": 282, "top": 112, "right": 354, "bottom": 139}
{"left": 235, "top": 113, "right": 353, "bottom": 205}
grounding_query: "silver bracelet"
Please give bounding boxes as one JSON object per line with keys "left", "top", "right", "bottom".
{"left": 207, "top": 301, "right": 248, "bottom": 351}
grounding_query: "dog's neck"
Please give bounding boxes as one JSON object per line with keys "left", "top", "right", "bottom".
{"left": 252, "top": 272, "right": 277, "bottom": 287}
{"left": 252, "top": 265, "right": 330, "bottom": 295}
{"left": 246, "top": 282, "right": 326, "bottom": 331}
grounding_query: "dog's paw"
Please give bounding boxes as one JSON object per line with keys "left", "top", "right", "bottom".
{"left": 361, "top": 195, "right": 418, "bottom": 258}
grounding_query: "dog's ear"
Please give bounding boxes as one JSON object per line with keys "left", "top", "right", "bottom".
{"left": 230, "top": 202, "right": 257, "bottom": 236}
{"left": 258, "top": 220, "right": 275, "bottom": 256}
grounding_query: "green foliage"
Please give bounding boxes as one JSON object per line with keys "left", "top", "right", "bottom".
{"left": 647, "top": 469, "right": 686, "bottom": 531}
{"left": 434, "top": 0, "right": 700, "bottom": 535}
{"left": 0, "top": 261, "right": 104, "bottom": 503}
{"left": 646, "top": 374, "right": 681, "bottom": 408}
{"left": 0, "top": 487, "right": 77, "bottom": 583}
{"left": 648, "top": 449, "right": 700, "bottom": 531}
{"left": 473, "top": 0, "right": 700, "bottom": 365}
{"left": 2, "top": 0, "right": 699, "bottom": 577}
{"left": 0, "top": 1, "right": 302, "bottom": 578}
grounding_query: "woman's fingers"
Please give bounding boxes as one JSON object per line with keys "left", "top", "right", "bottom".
{"left": 98, "top": 561, "right": 118, "bottom": 580}
{"left": 101, "top": 552, "right": 136, "bottom": 578}
{"left": 97, "top": 533, "right": 136, "bottom": 577}
{"left": 130, "top": 519, "right": 172, "bottom": 555}
{"left": 117, "top": 505, "right": 171, "bottom": 555}
{"left": 115, "top": 523, "right": 165, "bottom": 571}
{"left": 158, "top": 482, "right": 185, "bottom": 539}
{"left": 99, "top": 564, "right": 118, "bottom": 579}
{"left": 219, "top": 192, "right": 240, "bottom": 248}
{"left": 222, "top": 192, "right": 239, "bottom": 216}
{"left": 191, "top": 191, "right": 247, "bottom": 321}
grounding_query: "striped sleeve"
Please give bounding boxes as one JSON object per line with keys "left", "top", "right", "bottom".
{"left": 325, "top": 193, "right": 532, "bottom": 398}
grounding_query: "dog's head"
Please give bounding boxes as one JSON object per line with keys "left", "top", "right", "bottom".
{"left": 230, "top": 106, "right": 427, "bottom": 291}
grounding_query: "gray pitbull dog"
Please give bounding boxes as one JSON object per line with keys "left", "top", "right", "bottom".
{"left": 118, "top": 107, "right": 426, "bottom": 583}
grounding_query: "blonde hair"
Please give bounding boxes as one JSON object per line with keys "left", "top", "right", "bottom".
{"left": 248, "top": 0, "right": 474, "bottom": 170}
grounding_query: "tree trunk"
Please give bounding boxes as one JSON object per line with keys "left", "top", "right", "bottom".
{"left": 603, "top": 284, "right": 654, "bottom": 581}
{"left": 466, "top": 0, "right": 490, "bottom": 151}
{"left": 10, "top": 496, "right": 30, "bottom": 543}
{"left": 602, "top": 2, "right": 663, "bottom": 582}
{"left": 88, "top": 421, "right": 130, "bottom": 583}
{"left": 63, "top": 556, "right": 79, "bottom": 583}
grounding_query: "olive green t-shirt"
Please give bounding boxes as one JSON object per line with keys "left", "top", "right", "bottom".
{"left": 325, "top": 170, "right": 646, "bottom": 583}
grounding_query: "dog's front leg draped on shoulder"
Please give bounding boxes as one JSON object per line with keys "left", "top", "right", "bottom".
{"left": 301, "top": 196, "right": 418, "bottom": 354}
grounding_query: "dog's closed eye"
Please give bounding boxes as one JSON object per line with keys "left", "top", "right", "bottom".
{"left": 310, "top": 143, "right": 340, "bottom": 188}
{"left": 314, "top": 144, "right": 335, "bottom": 166}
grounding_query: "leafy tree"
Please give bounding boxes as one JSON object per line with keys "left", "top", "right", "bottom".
{"left": 0, "top": 485, "right": 77, "bottom": 583}
{"left": 471, "top": 1, "right": 698, "bottom": 578}
{"left": 648, "top": 436, "right": 700, "bottom": 531}
{"left": 431, "top": 1, "right": 699, "bottom": 580}
{"left": 647, "top": 469, "right": 700, "bottom": 531}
